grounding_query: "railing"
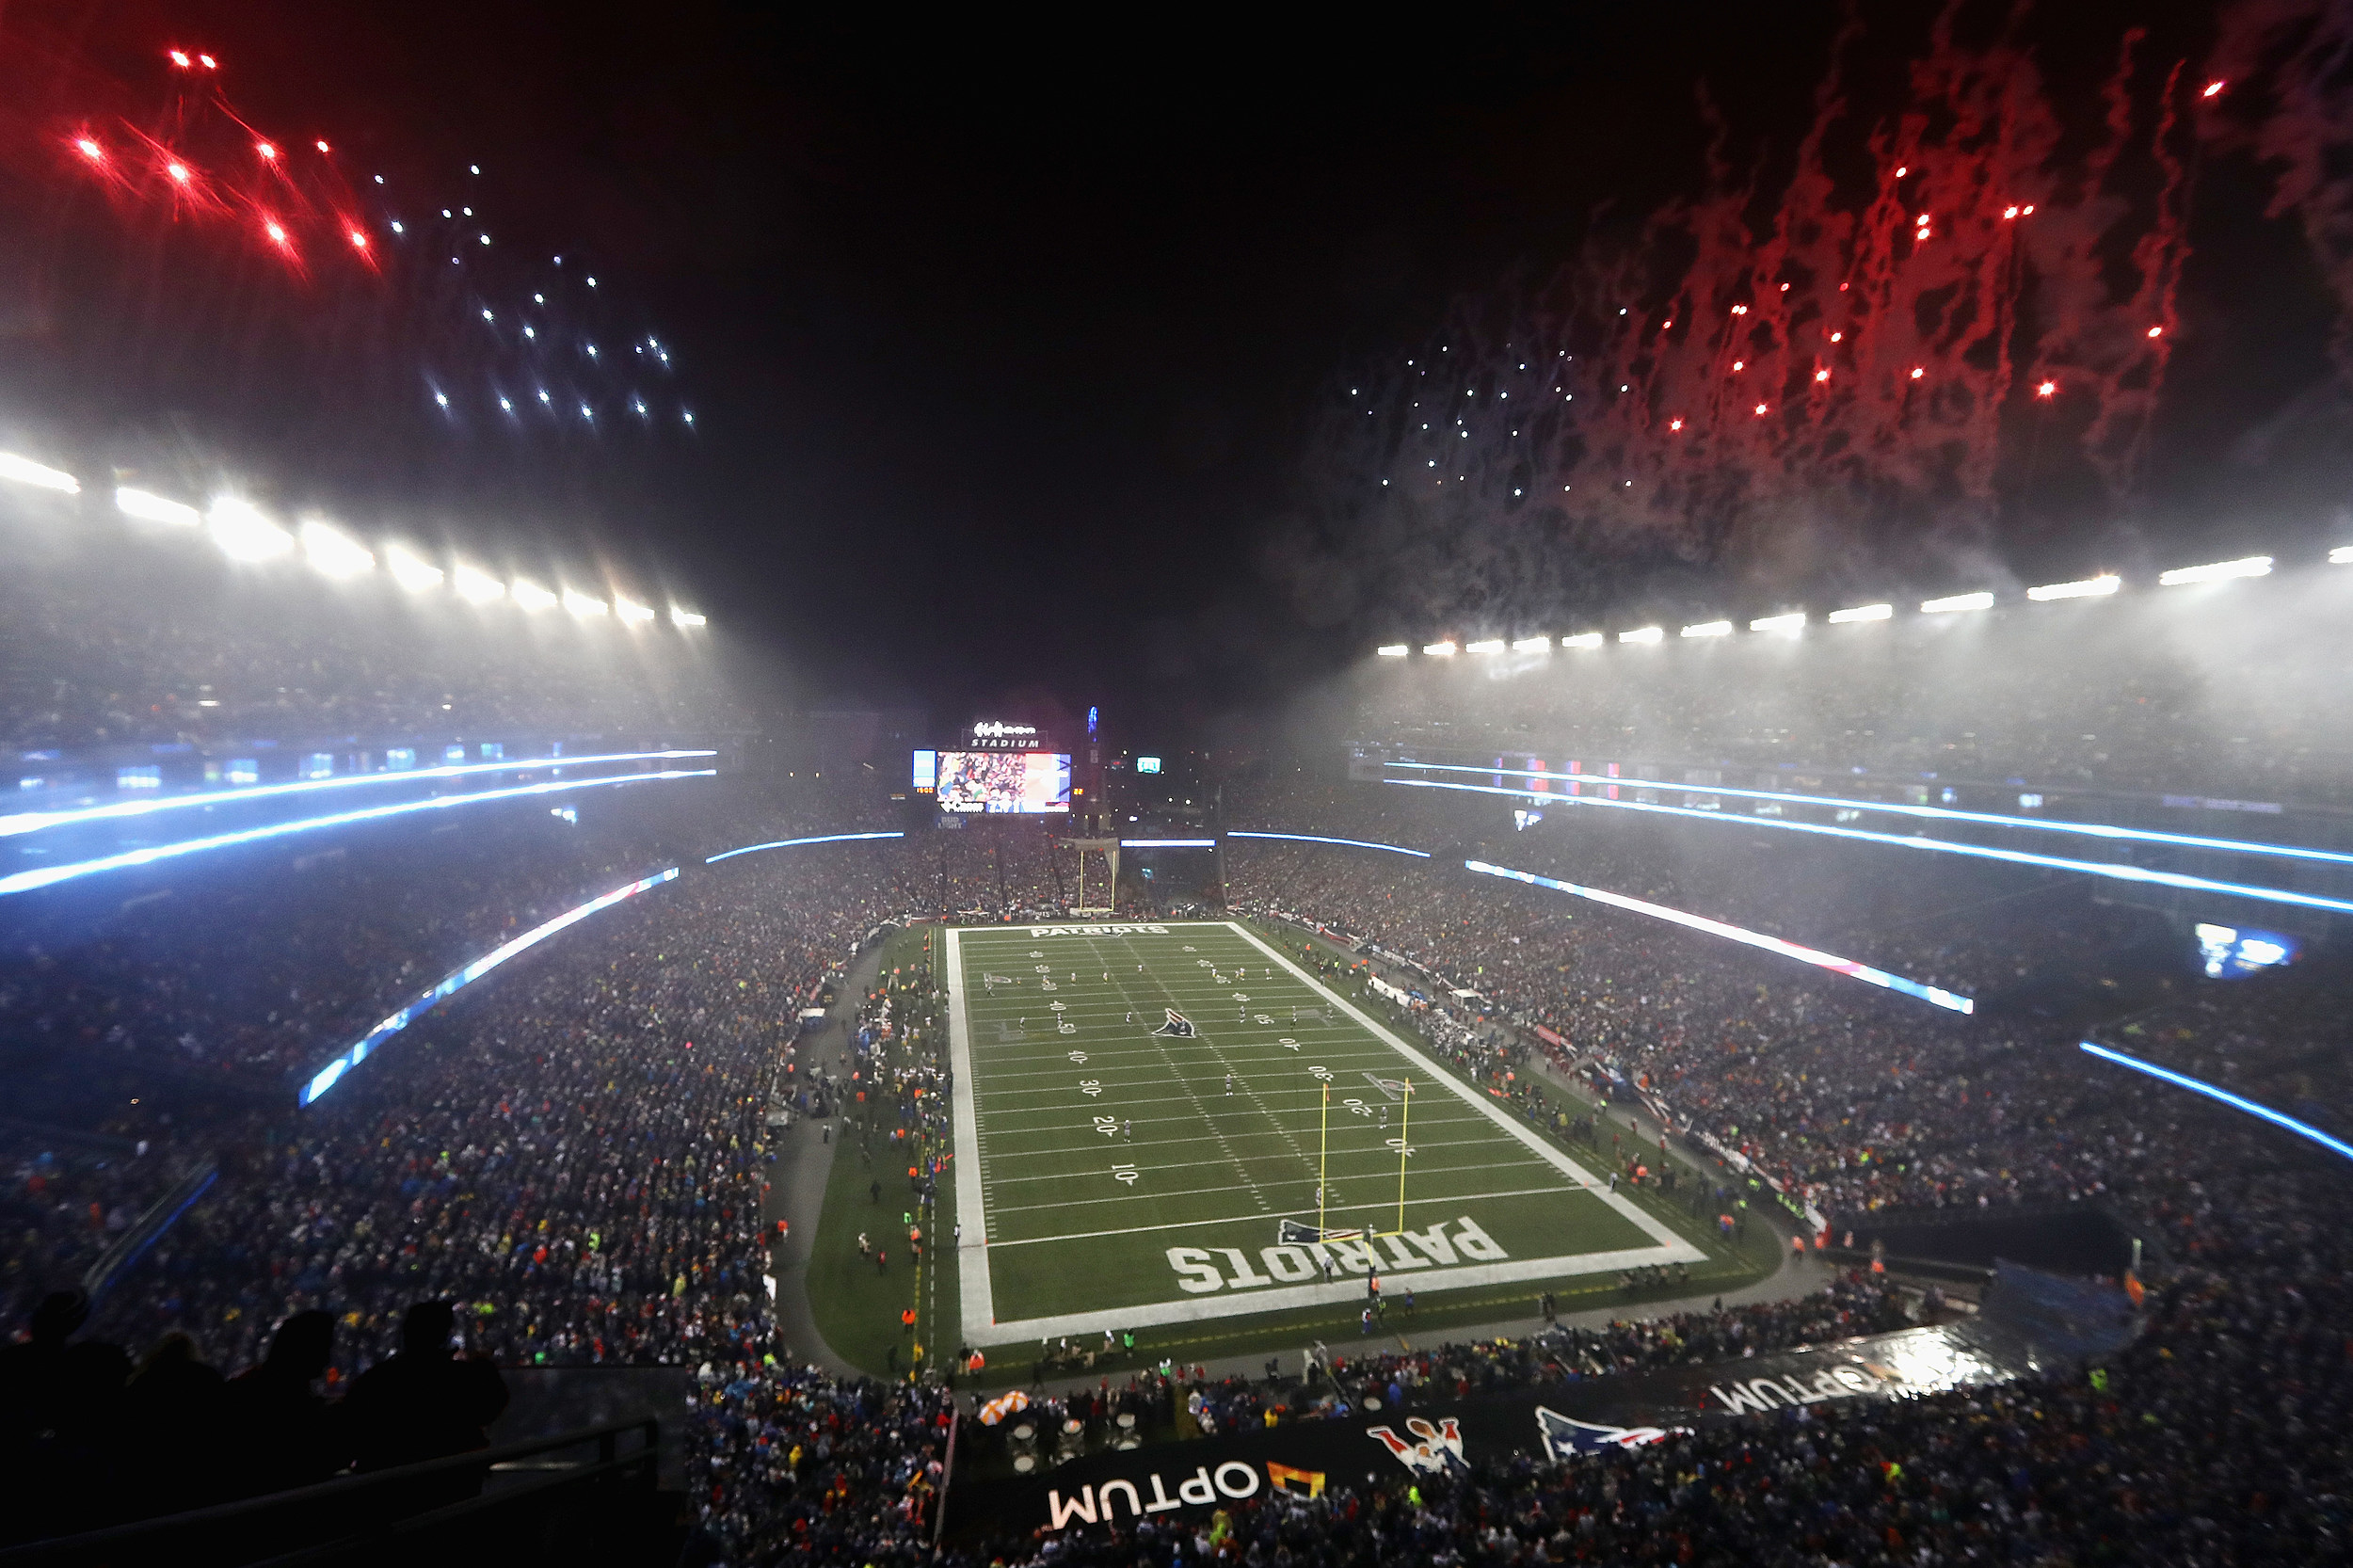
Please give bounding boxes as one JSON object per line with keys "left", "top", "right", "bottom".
{"left": 1, "top": 1417, "right": 662, "bottom": 1567}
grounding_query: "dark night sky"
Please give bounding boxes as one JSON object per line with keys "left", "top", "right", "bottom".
{"left": 5, "top": 1, "right": 2331, "bottom": 737}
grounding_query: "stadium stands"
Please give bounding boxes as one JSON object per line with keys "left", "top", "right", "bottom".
{"left": 4, "top": 768, "right": 2350, "bottom": 1564}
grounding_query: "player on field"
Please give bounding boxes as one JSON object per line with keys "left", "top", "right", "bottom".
{"left": 1224, "top": 1073, "right": 1234, "bottom": 1096}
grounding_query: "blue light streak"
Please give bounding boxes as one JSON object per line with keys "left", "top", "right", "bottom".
{"left": 0, "top": 771, "right": 714, "bottom": 898}
{"left": 704, "top": 831, "right": 904, "bottom": 864}
{"left": 1226, "top": 830, "right": 1433, "bottom": 858}
{"left": 1387, "top": 760, "right": 2353, "bottom": 869}
{"left": 2079, "top": 1041, "right": 2353, "bottom": 1163}
{"left": 0, "top": 750, "right": 718, "bottom": 839}
{"left": 1393, "top": 777, "right": 2353, "bottom": 919}
{"left": 302, "top": 868, "right": 680, "bottom": 1106}
{"left": 1465, "top": 858, "right": 1974, "bottom": 1014}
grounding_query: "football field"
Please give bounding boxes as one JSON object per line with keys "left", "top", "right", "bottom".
{"left": 946, "top": 920, "right": 1705, "bottom": 1346}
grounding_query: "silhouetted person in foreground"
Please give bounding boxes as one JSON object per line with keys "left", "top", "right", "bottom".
{"left": 0, "top": 1290, "right": 130, "bottom": 1543}
{"left": 124, "top": 1331, "right": 232, "bottom": 1516}
{"left": 341, "top": 1302, "right": 509, "bottom": 1506}
{"left": 224, "top": 1310, "right": 349, "bottom": 1498}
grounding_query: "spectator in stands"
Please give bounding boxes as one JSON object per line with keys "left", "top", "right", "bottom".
{"left": 223, "top": 1310, "right": 346, "bottom": 1498}
{"left": 341, "top": 1301, "right": 509, "bottom": 1497}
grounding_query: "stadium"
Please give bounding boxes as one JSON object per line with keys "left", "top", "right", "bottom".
{"left": 6, "top": 7, "right": 2353, "bottom": 1567}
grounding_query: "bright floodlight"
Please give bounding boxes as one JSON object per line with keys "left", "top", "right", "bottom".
{"left": 1828, "top": 602, "right": 1893, "bottom": 623}
{"left": 2026, "top": 574, "right": 2120, "bottom": 601}
{"left": 1464, "top": 638, "right": 1506, "bottom": 653}
{"left": 298, "top": 520, "right": 375, "bottom": 578}
{"left": 561, "top": 589, "right": 608, "bottom": 617}
{"left": 615, "top": 598, "right": 656, "bottom": 624}
{"left": 2158, "top": 555, "right": 2272, "bottom": 586}
{"left": 1422, "top": 641, "right": 1458, "bottom": 656}
{"left": 116, "top": 487, "right": 200, "bottom": 526}
{"left": 669, "top": 607, "right": 708, "bottom": 628}
{"left": 1680, "top": 620, "right": 1732, "bottom": 638}
{"left": 1749, "top": 612, "right": 1805, "bottom": 634}
{"left": 386, "top": 546, "right": 444, "bottom": 592}
{"left": 1561, "top": 632, "right": 1603, "bottom": 648}
{"left": 512, "top": 580, "right": 558, "bottom": 612}
{"left": 2330, "top": 546, "right": 2353, "bottom": 566}
{"left": 206, "top": 498, "right": 294, "bottom": 561}
{"left": 1375, "top": 643, "right": 1410, "bottom": 657}
{"left": 0, "top": 453, "right": 81, "bottom": 495}
{"left": 1618, "top": 626, "right": 1663, "bottom": 644}
{"left": 454, "top": 564, "right": 505, "bottom": 603}
{"left": 1921, "top": 591, "right": 1993, "bottom": 614}
{"left": 1511, "top": 635, "right": 1552, "bottom": 652}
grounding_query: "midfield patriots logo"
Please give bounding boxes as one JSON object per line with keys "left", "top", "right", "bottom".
{"left": 1152, "top": 1009, "right": 1196, "bottom": 1038}
{"left": 1367, "top": 1416, "right": 1469, "bottom": 1475}
{"left": 1532, "top": 1407, "right": 1678, "bottom": 1460}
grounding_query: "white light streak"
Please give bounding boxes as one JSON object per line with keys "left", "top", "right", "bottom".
{"left": 2026, "top": 575, "right": 2120, "bottom": 601}
{"left": 1748, "top": 612, "right": 1806, "bottom": 634}
{"left": 1375, "top": 644, "right": 1410, "bottom": 657}
{"left": 386, "top": 546, "right": 444, "bottom": 592}
{"left": 298, "top": 520, "right": 376, "bottom": 578}
{"left": 1464, "top": 638, "right": 1506, "bottom": 653}
{"left": 1828, "top": 602, "right": 1893, "bottom": 623}
{"left": 1511, "top": 635, "right": 1553, "bottom": 652}
{"left": 1679, "top": 620, "right": 1732, "bottom": 638}
{"left": 1422, "top": 641, "right": 1458, "bottom": 656}
{"left": 0, "top": 454, "right": 81, "bottom": 494}
{"left": 2157, "top": 555, "right": 2272, "bottom": 586}
{"left": 454, "top": 564, "right": 505, "bottom": 603}
{"left": 1618, "top": 626, "right": 1663, "bottom": 644}
{"left": 669, "top": 608, "right": 707, "bottom": 628}
{"left": 560, "top": 589, "right": 608, "bottom": 617}
{"left": 1921, "top": 592, "right": 1993, "bottom": 614}
{"left": 1561, "top": 632, "right": 1604, "bottom": 648}
{"left": 206, "top": 498, "right": 294, "bottom": 561}
{"left": 116, "top": 488, "right": 200, "bottom": 526}
{"left": 615, "top": 598, "right": 656, "bottom": 624}
{"left": 511, "top": 580, "right": 557, "bottom": 611}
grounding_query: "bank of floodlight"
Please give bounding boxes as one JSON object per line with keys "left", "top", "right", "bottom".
{"left": 1618, "top": 626, "right": 1662, "bottom": 644}
{"left": 561, "top": 588, "right": 608, "bottom": 617}
{"left": 1828, "top": 602, "right": 1893, "bottom": 623}
{"left": 454, "top": 563, "right": 505, "bottom": 603}
{"left": 386, "top": 546, "right": 445, "bottom": 591}
{"left": 2331, "top": 546, "right": 2353, "bottom": 566}
{"left": 1680, "top": 620, "right": 1732, "bottom": 638}
{"left": 2158, "top": 555, "right": 2271, "bottom": 586}
{"left": 206, "top": 498, "right": 294, "bottom": 561}
{"left": 511, "top": 579, "right": 557, "bottom": 611}
{"left": 1561, "top": 632, "right": 1604, "bottom": 648}
{"left": 1511, "top": 635, "right": 1553, "bottom": 652}
{"left": 1465, "top": 638, "right": 1506, "bottom": 653}
{"left": 2025, "top": 574, "right": 2119, "bottom": 601}
{"left": 615, "top": 598, "right": 656, "bottom": 624}
{"left": 299, "top": 520, "right": 376, "bottom": 579}
{"left": 1749, "top": 612, "right": 1806, "bottom": 634}
{"left": 115, "top": 487, "right": 200, "bottom": 526}
{"left": 1423, "top": 641, "right": 1458, "bottom": 656}
{"left": 0, "top": 453, "right": 80, "bottom": 494}
{"left": 1376, "top": 644, "right": 1410, "bottom": 657}
{"left": 1921, "top": 592, "right": 1993, "bottom": 614}
{"left": 670, "top": 608, "right": 707, "bottom": 628}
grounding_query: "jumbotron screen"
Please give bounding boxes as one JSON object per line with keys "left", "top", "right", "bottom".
{"left": 924, "top": 750, "right": 1071, "bottom": 813}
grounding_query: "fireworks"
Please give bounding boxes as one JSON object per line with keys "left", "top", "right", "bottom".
{"left": 12, "top": 31, "right": 699, "bottom": 442}
{"left": 1308, "top": 16, "right": 2299, "bottom": 599}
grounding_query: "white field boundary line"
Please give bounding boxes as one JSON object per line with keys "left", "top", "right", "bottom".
{"left": 944, "top": 926, "right": 1000, "bottom": 1338}
{"left": 994, "top": 1184, "right": 1605, "bottom": 1240}
{"left": 990, "top": 1160, "right": 1568, "bottom": 1217}
{"left": 956, "top": 920, "right": 1702, "bottom": 1344}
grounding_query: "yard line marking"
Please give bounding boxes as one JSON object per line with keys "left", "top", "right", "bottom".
{"left": 989, "top": 1184, "right": 1599, "bottom": 1245}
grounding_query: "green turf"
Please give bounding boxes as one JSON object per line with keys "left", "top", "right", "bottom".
{"left": 945, "top": 920, "right": 1734, "bottom": 1350}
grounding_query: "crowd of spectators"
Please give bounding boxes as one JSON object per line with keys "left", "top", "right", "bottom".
{"left": 1348, "top": 583, "right": 2353, "bottom": 801}
{"left": 3, "top": 768, "right": 2350, "bottom": 1564}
